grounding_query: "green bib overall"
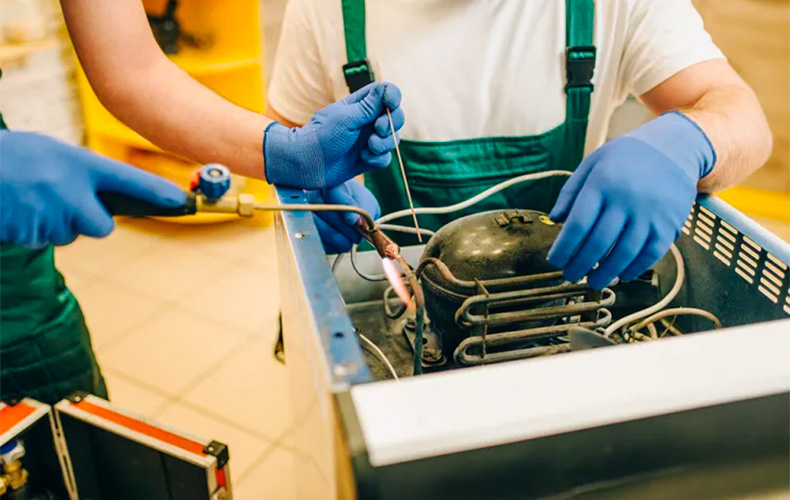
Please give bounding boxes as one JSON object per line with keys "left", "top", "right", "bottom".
{"left": 0, "top": 112, "right": 107, "bottom": 405}
{"left": 340, "top": 0, "right": 596, "bottom": 230}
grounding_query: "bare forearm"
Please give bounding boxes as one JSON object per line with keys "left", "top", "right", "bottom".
{"left": 62, "top": 0, "right": 271, "bottom": 179}
{"left": 103, "top": 59, "right": 270, "bottom": 178}
{"left": 683, "top": 85, "right": 772, "bottom": 192}
{"left": 641, "top": 60, "right": 772, "bottom": 193}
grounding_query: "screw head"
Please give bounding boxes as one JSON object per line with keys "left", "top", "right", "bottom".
{"left": 333, "top": 362, "right": 357, "bottom": 378}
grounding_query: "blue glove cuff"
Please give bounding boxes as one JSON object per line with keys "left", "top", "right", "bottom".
{"left": 626, "top": 111, "right": 717, "bottom": 181}
{"left": 263, "top": 121, "right": 324, "bottom": 188}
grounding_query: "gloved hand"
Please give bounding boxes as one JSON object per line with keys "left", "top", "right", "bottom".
{"left": 547, "top": 111, "right": 716, "bottom": 290}
{"left": 306, "top": 180, "right": 381, "bottom": 254}
{"left": 0, "top": 131, "right": 186, "bottom": 248}
{"left": 264, "top": 82, "right": 404, "bottom": 190}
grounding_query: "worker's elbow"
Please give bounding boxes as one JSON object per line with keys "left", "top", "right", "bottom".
{"left": 756, "top": 120, "right": 774, "bottom": 169}
{"left": 82, "top": 62, "right": 138, "bottom": 119}
{"left": 83, "top": 51, "right": 168, "bottom": 121}
{"left": 745, "top": 87, "right": 773, "bottom": 170}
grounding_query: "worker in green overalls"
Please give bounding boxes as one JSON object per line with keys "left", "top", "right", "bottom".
{"left": 0, "top": 128, "right": 187, "bottom": 404}
{"left": 267, "top": 0, "right": 771, "bottom": 291}
{"left": 1, "top": 0, "right": 406, "bottom": 404}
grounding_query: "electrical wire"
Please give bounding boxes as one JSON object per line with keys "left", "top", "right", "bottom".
{"left": 660, "top": 317, "right": 684, "bottom": 337}
{"left": 383, "top": 286, "right": 409, "bottom": 319}
{"left": 376, "top": 170, "right": 573, "bottom": 225}
{"left": 379, "top": 224, "right": 436, "bottom": 238}
{"left": 604, "top": 244, "right": 685, "bottom": 338}
{"left": 350, "top": 243, "right": 387, "bottom": 282}
{"left": 331, "top": 253, "right": 345, "bottom": 274}
{"left": 646, "top": 322, "right": 659, "bottom": 339}
{"left": 358, "top": 332, "right": 399, "bottom": 381}
{"left": 630, "top": 308, "right": 722, "bottom": 334}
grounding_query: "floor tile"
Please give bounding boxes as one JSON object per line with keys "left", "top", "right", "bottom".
{"left": 233, "top": 447, "right": 297, "bottom": 500}
{"left": 105, "top": 243, "right": 234, "bottom": 302}
{"left": 183, "top": 256, "right": 281, "bottom": 334}
{"left": 101, "top": 369, "right": 169, "bottom": 417}
{"left": 181, "top": 337, "right": 291, "bottom": 440}
{"left": 254, "top": 312, "right": 281, "bottom": 346}
{"left": 55, "top": 220, "right": 160, "bottom": 275}
{"left": 72, "top": 279, "right": 166, "bottom": 354}
{"left": 55, "top": 261, "right": 98, "bottom": 292}
{"left": 155, "top": 402, "right": 270, "bottom": 486}
{"left": 101, "top": 308, "right": 246, "bottom": 396}
{"left": 123, "top": 217, "right": 273, "bottom": 259}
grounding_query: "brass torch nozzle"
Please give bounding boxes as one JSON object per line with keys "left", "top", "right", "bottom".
{"left": 354, "top": 218, "right": 400, "bottom": 260}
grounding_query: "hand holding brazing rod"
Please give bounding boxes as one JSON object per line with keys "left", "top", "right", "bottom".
{"left": 263, "top": 82, "right": 404, "bottom": 190}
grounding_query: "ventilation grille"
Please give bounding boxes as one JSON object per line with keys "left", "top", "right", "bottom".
{"left": 683, "top": 203, "right": 790, "bottom": 316}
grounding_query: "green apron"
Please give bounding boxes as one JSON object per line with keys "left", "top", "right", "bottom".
{"left": 0, "top": 111, "right": 107, "bottom": 405}
{"left": 341, "top": 0, "right": 597, "bottom": 230}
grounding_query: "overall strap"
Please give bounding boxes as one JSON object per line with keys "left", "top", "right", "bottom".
{"left": 564, "top": 0, "right": 596, "bottom": 165}
{"left": 341, "top": 0, "right": 375, "bottom": 92}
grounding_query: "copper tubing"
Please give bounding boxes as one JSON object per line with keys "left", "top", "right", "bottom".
{"left": 196, "top": 194, "right": 394, "bottom": 249}
{"left": 251, "top": 202, "right": 378, "bottom": 229}
{"left": 199, "top": 196, "right": 402, "bottom": 258}
{"left": 396, "top": 254, "right": 426, "bottom": 375}
{"left": 416, "top": 257, "right": 566, "bottom": 291}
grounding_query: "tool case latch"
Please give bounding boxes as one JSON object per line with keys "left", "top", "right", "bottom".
{"left": 565, "top": 46, "right": 597, "bottom": 92}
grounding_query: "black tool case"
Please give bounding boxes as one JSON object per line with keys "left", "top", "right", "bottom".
{"left": 0, "top": 395, "right": 231, "bottom": 500}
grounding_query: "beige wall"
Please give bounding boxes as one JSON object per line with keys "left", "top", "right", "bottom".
{"left": 694, "top": 0, "right": 790, "bottom": 193}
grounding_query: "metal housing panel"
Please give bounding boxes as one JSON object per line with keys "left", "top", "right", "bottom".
{"left": 275, "top": 188, "right": 373, "bottom": 500}
{"left": 274, "top": 188, "right": 790, "bottom": 500}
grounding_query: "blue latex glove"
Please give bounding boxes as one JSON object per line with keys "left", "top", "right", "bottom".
{"left": 306, "top": 180, "right": 381, "bottom": 254}
{"left": 0, "top": 131, "right": 186, "bottom": 248}
{"left": 264, "top": 82, "right": 404, "bottom": 190}
{"left": 547, "top": 111, "right": 716, "bottom": 289}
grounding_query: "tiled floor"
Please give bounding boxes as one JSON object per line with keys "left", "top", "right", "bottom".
{"left": 55, "top": 215, "right": 293, "bottom": 499}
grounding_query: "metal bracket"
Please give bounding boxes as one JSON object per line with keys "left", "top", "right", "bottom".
{"left": 402, "top": 317, "right": 447, "bottom": 371}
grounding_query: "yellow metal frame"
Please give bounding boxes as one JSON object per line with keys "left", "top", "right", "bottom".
{"left": 719, "top": 186, "right": 790, "bottom": 222}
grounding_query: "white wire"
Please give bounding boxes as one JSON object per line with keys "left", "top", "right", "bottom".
{"left": 378, "top": 224, "right": 435, "bottom": 238}
{"left": 630, "top": 307, "right": 722, "bottom": 334}
{"left": 358, "top": 333, "right": 399, "bottom": 381}
{"left": 376, "top": 170, "right": 573, "bottom": 225}
{"left": 349, "top": 170, "right": 573, "bottom": 281}
{"left": 604, "top": 243, "right": 685, "bottom": 337}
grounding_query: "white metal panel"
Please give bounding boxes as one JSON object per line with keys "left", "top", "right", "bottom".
{"left": 352, "top": 320, "right": 790, "bottom": 467}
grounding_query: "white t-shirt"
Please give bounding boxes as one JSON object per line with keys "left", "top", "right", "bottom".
{"left": 268, "top": 0, "right": 724, "bottom": 154}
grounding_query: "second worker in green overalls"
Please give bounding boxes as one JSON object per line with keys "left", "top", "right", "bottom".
{"left": 267, "top": 0, "right": 772, "bottom": 290}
